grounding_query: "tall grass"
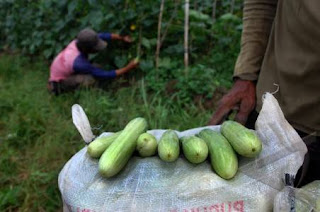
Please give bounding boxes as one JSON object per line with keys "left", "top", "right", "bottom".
{"left": 0, "top": 55, "right": 213, "bottom": 211}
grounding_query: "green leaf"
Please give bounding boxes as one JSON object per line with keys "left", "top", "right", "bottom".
{"left": 220, "top": 13, "right": 239, "bottom": 21}
{"left": 43, "top": 48, "right": 53, "bottom": 59}
{"left": 189, "top": 9, "right": 210, "bottom": 22}
{"left": 55, "top": 20, "right": 65, "bottom": 32}
{"left": 68, "top": 1, "right": 77, "bottom": 15}
{"left": 236, "top": 24, "right": 243, "bottom": 30}
{"left": 88, "top": 0, "right": 97, "bottom": 6}
{"left": 114, "top": 55, "right": 128, "bottom": 68}
{"left": 140, "top": 60, "right": 154, "bottom": 72}
{"left": 141, "top": 37, "right": 151, "bottom": 49}
{"left": 149, "top": 38, "right": 157, "bottom": 46}
{"left": 88, "top": 10, "right": 104, "bottom": 28}
{"left": 158, "top": 57, "right": 171, "bottom": 69}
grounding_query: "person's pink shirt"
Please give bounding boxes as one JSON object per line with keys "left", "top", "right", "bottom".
{"left": 49, "top": 40, "right": 79, "bottom": 82}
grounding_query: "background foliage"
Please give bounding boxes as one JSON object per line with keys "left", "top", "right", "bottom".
{"left": 0, "top": 0, "right": 243, "bottom": 210}
{"left": 0, "top": 0, "right": 243, "bottom": 103}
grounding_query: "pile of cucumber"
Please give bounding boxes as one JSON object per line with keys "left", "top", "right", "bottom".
{"left": 87, "top": 117, "right": 262, "bottom": 180}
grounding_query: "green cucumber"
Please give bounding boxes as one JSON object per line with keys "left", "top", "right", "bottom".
{"left": 87, "top": 131, "right": 121, "bottom": 158}
{"left": 198, "top": 129, "right": 238, "bottom": 180}
{"left": 221, "top": 120, "right": 262, "bottom": 157}
{"left": 181, "top": 136, "right": 208, "bottom": 164}
{"left": 136, "top": 132, "right": 158, "bottom": 157}
{"left": 99, "top": 117, "right": 147, "bottom": 178}
{"left": 158, "top": 130, "right": 180, "bottom": 162}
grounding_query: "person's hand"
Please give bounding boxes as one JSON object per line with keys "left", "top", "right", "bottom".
{"left": 126, "top": 59, "right": 139, "bottom": 69}
{"left": 115, "top": 59, "right": 139, "bottom": 76}
{"left": 208, "top": 79, "right": 256, "bottom": 125}
{"left": 122, "top": 35, "right": 133, "bottom": 43}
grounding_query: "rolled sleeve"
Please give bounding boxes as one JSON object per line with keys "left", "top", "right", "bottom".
{"left": 234, "top": 0, "right": 278, "bottom": 81}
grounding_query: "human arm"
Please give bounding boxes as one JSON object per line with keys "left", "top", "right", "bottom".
{"left": 115, "top": 59, "right": 139, "bottom": 76}
{"left": 73, "top": 55, "right": 138, "bottom": 78}
{"left": 208, "top": 0, "right": 278, "bottom": 125}
{"left": 98, "top": 32, "right": 132, "bottom": 43}
{"left": 233, "top": 0, "right": 278, "bottom": 80}
{"left": 111, "top": 34, "right": 132, "bottom": 43}
{"left": 73, "top": 55, "right": 116, "bottom": 79}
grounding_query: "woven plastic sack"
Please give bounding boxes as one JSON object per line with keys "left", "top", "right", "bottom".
{"left": 59, "top": 93, "right": 307, "bottom": 212}
{"left": 274, "top": 180, "right": 320, "bottom": 212}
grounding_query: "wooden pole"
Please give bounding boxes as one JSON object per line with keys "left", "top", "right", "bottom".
{"left": 212, "top": 0, "right": 217, "bottom": 22}
{"left": 184, "top": 0, "right": 189, "bottom": 74}
{"left": 155, "top": 0, "right": 165, "bottom": 69}
{"left": 230, "top": 0, "right": 235, "bottom": 14}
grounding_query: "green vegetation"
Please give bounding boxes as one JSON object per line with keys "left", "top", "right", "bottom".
{"left": 0, "top": 0, "right": 242, "bottom": 103}
{"left": 0, "top": 0, "right": 243, "bottom": 210}
{"left": 0, "top": 54, "right": 214, "bottom": 211}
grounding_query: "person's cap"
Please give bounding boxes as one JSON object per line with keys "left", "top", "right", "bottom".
{"left": 77, "top": 28, "right": 107, "bottom": 52}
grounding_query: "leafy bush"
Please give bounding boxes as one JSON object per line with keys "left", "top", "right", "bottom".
{"left": 0, "top": 0, "right": 243, "bottom": 103}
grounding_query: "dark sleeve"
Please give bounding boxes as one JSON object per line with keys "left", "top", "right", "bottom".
{"left": 98, "top": 32, "right": 112, "bottom": 41}
{"left": 73, "top": 55, "right": 116, "bottom": 79}
{"left": 234, "top": 0, "right": 278, "bottom": 81}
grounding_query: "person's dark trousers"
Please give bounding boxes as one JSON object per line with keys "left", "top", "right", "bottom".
{"left": 294, "top": 132, "right": 320, "bottom": 187}
{"left": 245, "top": 110, "right": 320, "bottom": 187}
{"left": 47, "top": 74, "right": 96, "bottom": 95}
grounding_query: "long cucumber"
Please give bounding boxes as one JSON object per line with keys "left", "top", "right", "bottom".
{"left": 99, "top": 118, "right": 147, "bottom": 178}
{"left": 199, "top": 129, "right": 238, "bottom": 180}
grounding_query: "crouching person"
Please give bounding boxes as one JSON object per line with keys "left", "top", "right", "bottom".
{"left": 48, "top": 28, "right": 138, "bottom": 95}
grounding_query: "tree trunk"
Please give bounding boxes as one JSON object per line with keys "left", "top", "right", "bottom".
{"left": 155, "top": 0, "right": 165, "bottom": 69}
{"left": 184, "top": 0, "right": 189, "bottom": 74}
{"left": 230, "top": 0, "right": 235, "bottom": 14}
{"left": 212, "top": 0, "right": 217, "bottom": 22}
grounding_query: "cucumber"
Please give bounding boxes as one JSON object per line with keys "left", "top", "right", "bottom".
{"left": 221, "top": 120, "right": 262, "bottom": 157}
{"left": 158, "top": 130, "right": 180, "bottom": 162}
{"left": 136, "top": 132, "right": 158, "bottom": 157}
{"left": 181, "top": 136, "right": 208, "bottom": 164}
{"left": 198, "top": 129, "right": 238, "bottom": 180}
{"left": 99, "top": 117, "right": 147, "bottom": 178}
{"left": 87, "top": 131, "right": 121, "bottom": 158}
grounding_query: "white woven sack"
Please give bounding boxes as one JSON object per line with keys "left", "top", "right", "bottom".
{"left": 59, "top": 93, "right": 307, "bottom": 212}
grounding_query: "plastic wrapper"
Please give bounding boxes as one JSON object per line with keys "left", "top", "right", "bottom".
{"left": 274, "top": 180, "right": 320, "bottom": 212}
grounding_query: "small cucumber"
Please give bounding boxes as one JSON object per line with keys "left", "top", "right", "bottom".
{"left": 198, "top": 129, "right": 238, "bottom": 180}
{"left": 87, "top": 131, "right": 121, "bottom": 158}
{"left": 181, "top": 136, "right": 208, "bottom": 164}
{"left": 136, "top": 132, "right": 158, "bottom": 157}
{"left": 158, "top": 130, "right": 180, "bottom": 162}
